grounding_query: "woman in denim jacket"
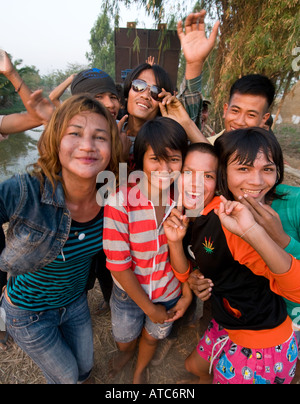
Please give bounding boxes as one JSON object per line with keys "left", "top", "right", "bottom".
{"left": 0, "top": 94, "right": 122, "bottom": 383}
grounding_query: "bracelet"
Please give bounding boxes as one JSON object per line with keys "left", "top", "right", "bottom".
{"left": 240, "top": 223, "right": 258, "bottom": 239}
{"left": 15, "top": 80, "right": 23, "bottom": 93}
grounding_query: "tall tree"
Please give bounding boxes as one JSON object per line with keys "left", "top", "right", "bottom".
{"left": 86, "top": 5, "right": 115, "bottom": 79}
{"left": 40, "top": 63, "right": 87, "bottom": 97}
{"left": 204, "top": 0, "right": 300, "bottom": 129}
{"left": 114, "top": 0, "right": 299, "bottom": 130}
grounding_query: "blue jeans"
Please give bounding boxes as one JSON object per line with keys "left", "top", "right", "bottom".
{"left": 110, "top": 283, "right": 180, "bottom": 343}
{"left": 1, "top": 292, "right": 93, "bottom": 384}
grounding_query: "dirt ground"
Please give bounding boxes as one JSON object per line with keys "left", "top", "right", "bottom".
{"left": 0, "top": 124, "right": 299, "bottom": 385}
{"left": 1, "top": 282, "right": 300, "bottom": 385}
{"left": 0, "top": 282, "right": 208, "bottom": 384}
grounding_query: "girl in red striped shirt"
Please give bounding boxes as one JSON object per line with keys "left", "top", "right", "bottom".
{"left": 103, "top": 117, "right": 192, "bottom": 383}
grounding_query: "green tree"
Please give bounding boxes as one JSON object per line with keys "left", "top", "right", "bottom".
{"left": 18, "top": 65, "right": 41, "bottom": 90}
{"left": 203, "top": 0, "right": 300, "bottom": 129}
{"left": 113, "top": 0, "right": 299, "bottom": 130}
{"left": 40, "top": 63, "right": 87, "bottom": 97}
{"left": 86, "top": 5, "right": 115, "bottom": 79}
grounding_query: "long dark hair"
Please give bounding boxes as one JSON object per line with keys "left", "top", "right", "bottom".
{"left": 123, "top": 63, "right": 174, "bottom": 115}
{"left": 214, "top": 127, "right": 284, "bottom": 203}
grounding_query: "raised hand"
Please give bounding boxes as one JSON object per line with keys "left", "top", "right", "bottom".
{"left": 145, "top": 56, "right": 155, "bottom": 66}
{"left": 27, "top": 90, "right": 55, "bottom": 125}
{"left": 177, "top": 11, "right": 220, "bottom": 78}
{"left": 159, "top": 89, "right": 189, "bottom": 122}
{"left": 163, "top": 207, "right": 189, "bottom": 243}
{"left": 159, "top": 90, "right": 207, "bottom": 143}
{"left": 0, "top": 49, "right": 14, "bottom": 76}
{"left": 238, "top": 194, "right": 291, "bottom": 248}
{"left": 215, "top": 195, "right": 257, "bottom": 238}
{"left": 117, "top": 114, "right": 131, "bottom": 161}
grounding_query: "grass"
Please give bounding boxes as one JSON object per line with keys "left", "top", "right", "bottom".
{"left": 274, "top": 124, "right": 300, "bottom": 160}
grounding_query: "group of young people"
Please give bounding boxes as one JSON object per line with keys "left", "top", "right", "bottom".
{"left": 0, "top": 10, "right": 299, "bottom": 385}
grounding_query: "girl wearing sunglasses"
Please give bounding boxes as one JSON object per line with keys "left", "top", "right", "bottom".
{"left": 122, "top": 63, "right": 208, "bottom": 166}
{"left": 122, "top": 63, "right": 174, "bottom": 159}
{"left": 118, "top": 10, "right": 221, "bottom": 163}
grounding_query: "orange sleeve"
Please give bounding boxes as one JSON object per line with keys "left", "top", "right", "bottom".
{"left": 269, "top": 258, "right": 300, "bottom": 304}
{"left": 171, "top": 261, "right": 191, "bottom": 283}
{"left": 223, "top": 227, "right": 300, "bottom": 304}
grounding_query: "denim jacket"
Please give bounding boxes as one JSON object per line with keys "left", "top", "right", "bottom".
{"left": 0, "top": 173, "right": 71, "bottom": 276}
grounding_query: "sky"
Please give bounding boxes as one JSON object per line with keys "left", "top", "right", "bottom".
{"left": 0, "top": 0, "right": 156, "bottom": 75}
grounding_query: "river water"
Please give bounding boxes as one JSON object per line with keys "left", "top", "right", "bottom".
{"left": 0, "top": 126, "right": 43, "bottom": 183}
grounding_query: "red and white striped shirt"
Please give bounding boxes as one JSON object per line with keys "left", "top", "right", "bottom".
{"left": 103, "top": 185, "right": 181, "bottom": 303}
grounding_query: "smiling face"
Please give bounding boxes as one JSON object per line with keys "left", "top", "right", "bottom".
{"left": 223, "top": 93, "right": 270, "bottom": 132}
{"left": 127, "top": 69, "right": 160, "bottom": 123}
{"left": 226, "top": 150, "right": 277, "bottom": 203}
{"left": 59, "top": 111, "right": 111, "bottom": 182}
{"left": 142, "top": 145, "right": 183, "bottom": 197}
{"left": 180, "top": 151, "right": 218, "bottom": 210}
{"left": 94, "top": 92, "right": 120, "bottom": 120}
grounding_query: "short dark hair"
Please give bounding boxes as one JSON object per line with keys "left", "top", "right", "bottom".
{"left": 229, "top": 74, "right": 275, "bottom": 111}
{"left": 185, "top": 142, "right": 218, "bottom": 160}
{"left": 264, "top": 115, "right": 274, "bottom": 129}
{"left": 133, "top": 117, "right": 188, "bottom": 170}
{"left": 214, "top": 127, "right": 284, "bottom": 203}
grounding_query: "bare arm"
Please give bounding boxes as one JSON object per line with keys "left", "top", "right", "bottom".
{"left": 163, "top": 208, "right": 190, "bottom": 274}
{"left": 165, "top": 282, "right": 193, "bottom": 322}
{"left": 49, "top": 74, "right": 76, "bottom": 107}
{"left": 159, "top": 91, "right": 208, "bottom": 143}
{"left": 239, "top": 194, "right": 291, "bottom": 249}
{"left": 0, "top": 50, "right": 54, "bottom": 136}
{"left": 111, "top": 269, "right": 170, "bottom": 324}
{"left": 216, "top": 196, "right": 293, "bottom": 275}
{"left": 0, "top": 112, "right": 42, "bottom": 134}
{"left": 0, "top": 49, "right": 32, "bottom": 108}
{"left": 0, "top": 90, "right": 55, "bottom": 137}
{"left": 177, "top": 11, "right": 220, "bottom": 80}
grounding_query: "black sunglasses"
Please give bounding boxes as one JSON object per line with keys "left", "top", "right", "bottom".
{"left": 131, "top": 79, "right": 162, "bottom": 101}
